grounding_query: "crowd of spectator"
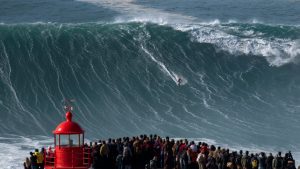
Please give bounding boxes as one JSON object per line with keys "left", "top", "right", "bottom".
{"left": 24, "top": 134, "right": 297, "bottom": 169}
{"left": 88, "top": 134, "right": 297, "bottom": 169}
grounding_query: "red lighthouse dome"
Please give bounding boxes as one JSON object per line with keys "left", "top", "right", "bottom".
{"left": 53, "top": 112, "right": 84, "bottom": 134}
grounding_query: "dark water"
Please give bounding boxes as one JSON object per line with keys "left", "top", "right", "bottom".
{"left": 0, "top": 0, "right": 300, "bottom": 168}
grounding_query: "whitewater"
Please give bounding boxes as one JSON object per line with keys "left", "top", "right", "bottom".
{"left": 0, "top": 0, "right": 300, "bottom": 168}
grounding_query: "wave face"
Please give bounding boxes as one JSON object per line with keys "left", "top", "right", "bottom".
{"left": 1, "top": 22, "right": 300, "bottom": 151}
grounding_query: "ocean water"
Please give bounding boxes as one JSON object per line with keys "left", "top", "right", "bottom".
{"left": 1, "top": 0, "right": 300, "bottom": 168}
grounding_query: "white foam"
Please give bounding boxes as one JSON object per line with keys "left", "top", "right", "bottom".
{"left": 0, "top": 135, "right": 53, "bottom": 169}
{"left": 175, "top": 24, "right": 300, "bottom": 66}
{"left": 77, "top": 0, "right": 300, "bottom": 67}
{"left": 0, "top": 135, "right": 92, "bottom": 169}
{"left": 250, "top": 18, "right": 263, "bottom": 24}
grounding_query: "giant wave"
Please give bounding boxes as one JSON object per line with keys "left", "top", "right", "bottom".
{"left": 0, "top": 22, "right": 300, "bottom": 159}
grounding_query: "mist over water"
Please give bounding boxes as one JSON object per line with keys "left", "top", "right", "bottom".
{"left": 1, "top": 0, "right": 300, "bottom": 168}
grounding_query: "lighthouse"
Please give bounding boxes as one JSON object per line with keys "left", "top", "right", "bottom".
{"left": 44, "top": 105, "right": 91, "bottom": 169}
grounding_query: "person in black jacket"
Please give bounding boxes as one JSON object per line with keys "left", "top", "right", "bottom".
{"left": 266, "top": 153, "right": 274, "bottom": 169}
{"left": 92, "top": 147, "right": 101, "bottom": 169}
{"left": 236, "top": 150, "right": 243, "bottom": 169}
{"left": 30, "top": 152, "right": 38, "bottom": 169}
{"left": 258, "top": 152, "right": 266, "bottom": 169}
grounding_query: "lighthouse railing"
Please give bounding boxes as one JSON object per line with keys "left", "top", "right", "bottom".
{"left": 44, "top": 147, "right": 92, "bottom": 168}
{"left": 83, "top": 146, "right": 92, "bottom": 167}
{"left": 44, "top": 150, "right": 55, "bottom": 166}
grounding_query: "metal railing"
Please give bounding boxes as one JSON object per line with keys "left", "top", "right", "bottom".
{"left": 44, "top": 147, "right": 91, "bottom": 168}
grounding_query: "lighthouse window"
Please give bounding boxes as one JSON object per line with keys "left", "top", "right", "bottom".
{"left": 59, "top": 134, "right": 69, "bottom": 146}
{"left": 55, "top": 135, "right": 59, "bottom": 146}
{"left": 80, "top": 134, "right": 84, "bottom": 146}
{"left": 70, "top": 134, "right": 79, "bottom": 146}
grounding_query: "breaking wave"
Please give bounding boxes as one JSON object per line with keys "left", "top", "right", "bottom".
{"left": 0, "top": 22, "right": 300, "bottom": 157}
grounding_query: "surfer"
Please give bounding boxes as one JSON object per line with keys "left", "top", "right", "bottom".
{"left": 177, "top": 78, "right": 182, "bottom": 86}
